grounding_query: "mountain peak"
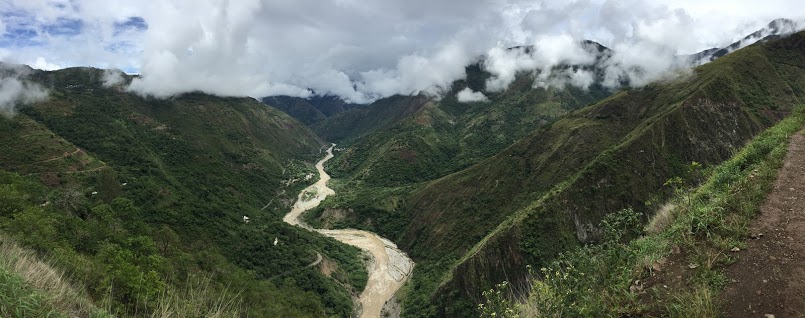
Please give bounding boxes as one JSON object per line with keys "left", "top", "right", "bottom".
{"left": 688, "top": 18, "right": 803, "bottom": 65}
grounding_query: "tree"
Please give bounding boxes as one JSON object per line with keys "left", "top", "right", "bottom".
{"left": 97, "top": 168, "right": 122, "bottom": 203}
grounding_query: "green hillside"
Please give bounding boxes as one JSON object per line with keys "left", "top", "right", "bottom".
{"left": 315, "top": 60, "right": 611, "bottom": 188}
{"left": 408, "top": 31, "right": 805, "bottom": 317}
{"left": 307, "top": 31, "right": 805, "bottom": 317}
{"left": 312, "top": 94, "right": 432, "bottom": 143}
{"left": 483, "top": 104, "right": 804, "bottom": 316}
{"left": 261, "top": 95, "right": 360, "bottom": 125}
{"left": 0, "top": 66, "right": 368, "bottom": 317}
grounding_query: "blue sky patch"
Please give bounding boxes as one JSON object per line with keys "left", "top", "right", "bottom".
{"left": 0, "top": 10, "right": 41, "bottom": 47}
{"left": 43, "top": 17, "right": 83, "bottom": 36}
{"left": 114, "top": 16, "right": 148, "bottom": 35}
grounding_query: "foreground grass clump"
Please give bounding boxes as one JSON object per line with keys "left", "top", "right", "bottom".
{"left": 481, "top": 105, "right": 805, "bottom": 317}
{"left": 0, "top": 237, "right": 113, "bottom": 318}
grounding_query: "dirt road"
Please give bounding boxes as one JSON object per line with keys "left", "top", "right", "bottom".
{"left": 722, "top": 131, "right": 805, "bottom": 317}
{"left": 284, "top": 145, "right": 414, "bottom": 318}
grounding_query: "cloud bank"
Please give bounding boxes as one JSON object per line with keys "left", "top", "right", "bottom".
{"left": 1, "top": 0, "right": 804, "bottom": 103}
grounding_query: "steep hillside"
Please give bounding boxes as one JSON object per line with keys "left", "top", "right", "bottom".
{"left": 392, "top": 31, "right": 805, "bottom": 316}
{"left": 0, "top": 66, "right": 369, "bottom": 317}
{"left": 261, "top": 94, "right": 360, "bottom": 125}
{"left": 312, "top": 94, "right": 431, "bottom": 143}
{"left": 484, "top": 103, "right": 805, "bottom": 317}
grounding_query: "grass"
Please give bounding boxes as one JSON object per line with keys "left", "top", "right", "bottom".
{"left": 146, "top": 276, "right": 241, "bottom": 318}
{"left": 0, "top": 235, "right": 244, "bottom": 318}
{"left": 482, "top": 104, "right": 805, "bottom": 317}
{"left": 0, "top": 236, "right": 112, "bottom": 318}
{"left": 0, "top": 266, "right": 59, "bottom": 318}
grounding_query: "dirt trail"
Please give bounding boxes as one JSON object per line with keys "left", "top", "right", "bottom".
{"left": 36, "top": 148, "right": 82, "bottom": 163}
{"left": 284, "top": 145, "right": 414, "bottom": 318}
{"left": 722, "top": 131, "right": 805, "bottom": 317}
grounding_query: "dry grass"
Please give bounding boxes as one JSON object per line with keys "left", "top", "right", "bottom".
{"left": 0, "top": 236, "right": 106, "bottom": 317}
{"left": 147, "top": 276, "right": 242, "bottom": 318}
{"left": 645, "top": 202, "right": 677, "bottom": 235}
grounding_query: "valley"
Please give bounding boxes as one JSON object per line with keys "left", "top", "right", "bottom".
{"left": 0, "top": 4, "right": 804, "bottom": 317}
{"left": 284, "top": 145, "right": 414, "bottom": 318}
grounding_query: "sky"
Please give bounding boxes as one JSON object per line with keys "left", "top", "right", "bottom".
{"left": 0, "top": 0, "right": 803, "bottom": 103}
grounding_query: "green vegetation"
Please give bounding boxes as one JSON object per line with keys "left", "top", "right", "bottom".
{"left": 0, "top": 264, "right": 73, "bottom": 318}
{"left": 298, "top": 32, "right": 805, "bottom": 317}
{"left": 320, "top": 65, "right": 611, "bottom": 189}
{"left": 304, "top": 183, "right": 414, "bottom": 238}
{"left": 0, "top": 66, "right": 368, "bottom": 317}
{"left": 481, "top": 104, "right": 804, "bottom": 317}
{"left": 262, "top": 95, "right": 359, "bottom": 126}
{"left": 392, "top": 31, "right": 805, "bottom": 317}
{"left": 0, "top": 236, "right": 114, "bottom": 318}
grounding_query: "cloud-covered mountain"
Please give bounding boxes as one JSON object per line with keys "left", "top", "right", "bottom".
{"left": 2, "top": 1, "right": 804, "bottom": 103}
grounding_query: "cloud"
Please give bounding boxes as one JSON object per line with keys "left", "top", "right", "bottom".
{"left": 356, "top": 41, "right": 477, "bottom": 101}
{"left": 31, "top": 57, "right": 62, "bottom": 71}
{"left": 101, "top": 69, "right": 125, "bottom": 87}
{"left": 1, "top": 0, "right": 804, "bottom": 102}
{"left": 484, "top": 34, "right": 597, "bottom": 92}
{"left": 456, "top": 87, "right": 489, "bottom": 103}
{"left": 0, "top": 65, "right": 48, "bottom": 117}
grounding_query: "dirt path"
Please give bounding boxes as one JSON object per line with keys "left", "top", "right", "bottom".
{"left": 284, "top": 145, "right": 414, "bottom": 318}
{"left": 267, "top": 252, "right": 323, "bottom": 281}
{"left": 722, "top": 131, "right": 805, "bottom": 317}
{"left": 33, "top": 148, "right": 82, "bottom": 164}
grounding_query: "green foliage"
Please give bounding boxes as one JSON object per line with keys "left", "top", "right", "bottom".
{"left": 664, "top": 161, "right": 704, "bottom": 207}
{"left": 0, "top": 265, "right": 59, "bottom": 318}
{"left": 0, "top": 66, "right": 368, "bottom": 317}
{"left": 601, "top": 208, "right": 643, "bottom": 244}
{"left": 95, "top": 168, "right": 122, "bottom": 203}
{"left": 400, "top": 32, "right": 805, "bottom": 316}
{"left": 478, "top": 282, "right": 518, "bottom": 318}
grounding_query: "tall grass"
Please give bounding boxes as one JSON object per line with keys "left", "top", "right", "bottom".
{"left": 0, "top": 236, "right": 111, "bottom": 317}
{"left": 0, "top": 235, "right": 243, "bottom": 318}
{"left": 146, "top": 276, "right": 242, "bottom": 318}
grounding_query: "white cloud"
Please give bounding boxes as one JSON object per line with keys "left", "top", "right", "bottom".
{"left": 0, "top": 65, "right": 49, "bottom": 117}
{"left": 485, "top": 34, "right": 598, "bottom": 92}
{"left": 456, "top": 87, "right": 489, "bottom": 103}
{"left": 101, "top": 69, "right": 125, "bottom": 87}
{"left": 0, "top": 0, "right": 803, "bottom": 101}
{"left": 357, "top": 41, "right": 476, "bottom": 101}
{"left": 31, "top": 57, "right": 62, "bottom": 71}
{"left": 534, "top": 68, "right": 596, "bottom": 90}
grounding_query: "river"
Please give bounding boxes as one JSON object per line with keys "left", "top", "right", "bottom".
{"left": 283, "top": 145, "right": 414, "bottom": 318}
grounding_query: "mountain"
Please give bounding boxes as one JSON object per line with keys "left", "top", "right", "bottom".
{"left": 261, "top": 94, "right": 361, "bottom": 125}
{"left": 306, "top": 29, "right": 805, "bottom": 317}
{"left": 310, "top": 43, "right": 612, "bottom": 190}
{"left": 0, "top": 65, "right": 369, "bottom": 317}
{"left": 688, "top": 18, "right": 802, "bottom": 65}
{"left": 405, "top": 30, "right": 805, "bottom": 316}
